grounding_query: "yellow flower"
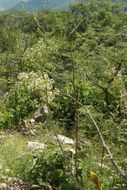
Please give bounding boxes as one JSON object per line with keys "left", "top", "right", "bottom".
{"left": 90, "top": 171, "right": 102, "bottom": 190}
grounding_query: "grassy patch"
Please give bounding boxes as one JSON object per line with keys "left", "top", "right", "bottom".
{"left": 0, "top": 132, "right": 29, "bottom": 178}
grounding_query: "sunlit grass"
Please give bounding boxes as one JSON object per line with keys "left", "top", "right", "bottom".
{"left": 0, "top": 132, "right": 29, "bottom": 177}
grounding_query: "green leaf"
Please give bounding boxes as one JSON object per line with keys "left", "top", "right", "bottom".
{"left": 77, "top": 150, "right": 87, "bottom": 159}
{"left": 51, "top": 169, "right": 64, "bottom": 181}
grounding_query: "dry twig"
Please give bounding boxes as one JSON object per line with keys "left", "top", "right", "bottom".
{"left": 65, "top": 93, "right": 127, "bottom": 181}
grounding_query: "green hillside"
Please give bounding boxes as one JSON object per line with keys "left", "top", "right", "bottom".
{"left": 0, "top": 1, "right": 127, "bottom": 189}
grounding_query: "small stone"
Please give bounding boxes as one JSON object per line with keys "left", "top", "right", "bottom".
{"left": 96, "top": 162, "right": 109, "bottom": 169}
{"left": 0, "top": 183, "right": 9, "bottom": 190}
{"left": 0, "top": 135, "right": 5, "bottom": 140}
{"left": 27, "top": 141, "right": 47, "bottom": 150}
{"left": 55, "top": 135, "right": 74, "bottom": 145}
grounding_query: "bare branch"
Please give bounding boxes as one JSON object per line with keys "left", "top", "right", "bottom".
{"left": 65, "top": 93, "right": 127, "bottom": 181}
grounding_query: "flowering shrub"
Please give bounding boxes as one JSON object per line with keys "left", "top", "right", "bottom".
{"left": 23, "top": 38, "right": 60, "bottom": 72}
{"left": 17, "top": 72, "right": 58, "bottom": 104}
{"left": 6, "top": 72, "right": 58, "bottom": 124}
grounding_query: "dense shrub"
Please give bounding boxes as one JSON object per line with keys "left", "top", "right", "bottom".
{"left": 6, "top": 72, "right": 58, "bottom": 125}
{"left": 0, "top": 110, "right": 13, "bottom": 129}
{"left": 26, "top": 146, "right": 76, "bottom": 189}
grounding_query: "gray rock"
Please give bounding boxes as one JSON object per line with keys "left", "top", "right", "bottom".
{"left": 55, "top": 135, "right": 74, "bottom": 145}
{"left": 34, "top": 105, "right": 48, "bottom": 122}
{"left": 27, "top": 141, "right": 46, "bottom": 150}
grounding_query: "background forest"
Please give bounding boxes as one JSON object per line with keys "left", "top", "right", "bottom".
{"left": 0, "top": 1, "right": 127, "bottom": 189}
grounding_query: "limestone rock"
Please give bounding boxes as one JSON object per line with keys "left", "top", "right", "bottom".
{"left": 34, "top": 105, "right": 48, "bottom": 122}
{"left": 28, "top": 141, "right": 47, "bottom": 150}
{"left": 55, "top": 135, "right": 74, "bottom": 145}
{"left": 0, "top": 183, "right": 9, "bottom": 190}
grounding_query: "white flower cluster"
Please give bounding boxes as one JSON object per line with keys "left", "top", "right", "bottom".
{"left": 17, "top": 72, "right": 58, "bottom": 104}
{"left": 23, "top": 38, "right": 60, "bottom": 70}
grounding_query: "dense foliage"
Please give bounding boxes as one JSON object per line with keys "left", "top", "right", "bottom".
{"left": 0, "top": 1, "right": 127, "bottom": 189}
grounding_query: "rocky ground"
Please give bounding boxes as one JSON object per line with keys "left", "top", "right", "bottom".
{"left": 0, "top": 177, "right": 28, "bottom": 190}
